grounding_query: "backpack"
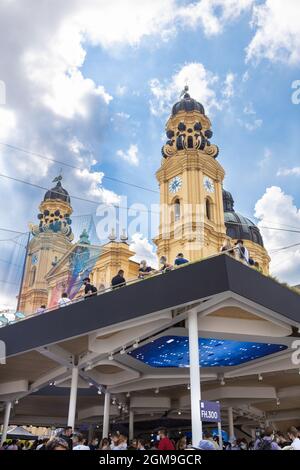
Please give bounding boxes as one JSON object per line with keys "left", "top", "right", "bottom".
{"left": 257, "top": 438, "right": 273, "bottom": 450}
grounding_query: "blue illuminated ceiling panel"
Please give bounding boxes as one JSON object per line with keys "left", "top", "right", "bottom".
{"left": 128, "top": 336, "right": 287, "bottom": 368}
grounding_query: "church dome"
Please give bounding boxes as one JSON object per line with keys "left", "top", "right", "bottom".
{"left": 172, "top": 86, "right": 205, "bottom": 116}
{"left": 44, "top": 176, "right": 71, "bottom": 204}
{"left": 222, "top": 189, "right": 264, "bottom": 247}
{"left": 222, "top": 189, "right": 234, "bottom": 212}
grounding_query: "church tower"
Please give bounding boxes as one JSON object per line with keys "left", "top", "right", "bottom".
{"left": 19, "top": 176, "right": 73, "bottom": 314}
{"left": 154, "top": 87, "right": 226, "bottom": 263}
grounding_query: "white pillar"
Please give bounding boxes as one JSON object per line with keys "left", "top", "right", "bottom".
{"left": 227, "top": 407, "right": 234, "bottom": 440}
{"left": 188, "top": 308, "right": 202, "bottom": 447}
{"left": 129, "top": 409, "right": 134, "bottom": 441}
{"left": 1, "top": 401, "right": 12, "bottom": 446}
{"left": 67, "top": 365, "right": 79, "bottom": 429}
{"left": 102, "top": 391, "right": 110, "bottom": 438}
{"left": 218, "top": 421, "right": 223, "bottom": 450}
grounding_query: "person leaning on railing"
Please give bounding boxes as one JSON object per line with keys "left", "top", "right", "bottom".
{"left": 159, "top": 256, "right": 173, "bottom": 273}
{"left": 111, "top": 269, "right": 126, "bottom": 289}
{"left": 83, "top": 277, "right": 97, "bottom": 298}
{"left": 220, "top": 239, "right": 235, "bottom": 257}
{"left": 174, "top": 253, "right": 189, "bottom": 266}
{"left": 138, "top": 260, "right": 155, "bottom": 279}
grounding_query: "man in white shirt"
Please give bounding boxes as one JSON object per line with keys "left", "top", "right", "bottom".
{"left": 235, "top": 239, "right": 249, "bottom": 264}
{"left": 58, "top": 292, "right": 71, "bottom": 307}
{"left": 287, "top": 426, "right": 300, "bottom": 450}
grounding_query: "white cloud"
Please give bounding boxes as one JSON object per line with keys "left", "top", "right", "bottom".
{"left": 129, "top": 233, "right": 158, "bottom": 268}
{"left": 25, "top": 54, "right": 112, "bottom": 120}
{"left": 75, "top": 168, "right": 120, "bottom": 205}
{"left": 246, "top": 0, "right": 300, "bottom": 65}
{"left": 178, "top": 0, "right": 254, "bottom": 37}
{"left": 70, "top": 0, "right": 254, "bottom": 50}
{"left": 237, "top": 101, "right": 263, "bottom": 132}
{"left": 255, "top": 186, "right": 300, "bottom": 285}
{"left": 116, "top": 144, "right": 139, "bottom": 166}
{"left": 116, "top": 85, "right": 127, "bottom": 96}
{"left": 115, "top": 112, "right": 130, "bottom": 120}
{"left": 237, "top": 117, "right": 263, "bottom": 132}
{"left": 222, "top": 72, "right": 235, "bottom": 99}
{"left": 77, "top": 0, "right": 176, "bottom": 48}
{"left": 0, "top": 0, "right": 122, "bottom": 230}
{"left": 0, "top": 294, "right": 16, "bottom": 312}
{"left": 242, "top": 70, "right": 250, "bottom": 82}
{"left": 243, "top": 102, "right": 256, "bottom": 115}
{"left": 277, "top": 167, "right": 300, "bottom": 177}
{"left": 258, "top": 147, "right": 272, "bottom": 169}
{"left": 0, "top": 108, "right": 16, "bottom": 139}
{"left": 149, "top": 62, "right": 221, "bottom": 117}
{"left": 68, "top": 136, "right": 85, "bottom": 155}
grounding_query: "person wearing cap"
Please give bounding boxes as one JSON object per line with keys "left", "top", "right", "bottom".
{"left": 174, "top": 253, "right": 189, "bottom": 266}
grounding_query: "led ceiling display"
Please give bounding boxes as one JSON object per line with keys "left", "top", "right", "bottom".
{"left": 129, "top": 336, "right": 287, "bottom": 368}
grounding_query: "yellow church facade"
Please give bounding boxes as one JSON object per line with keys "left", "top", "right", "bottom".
{"left": 19, "top": 88, "right": 270, "bottom": 315}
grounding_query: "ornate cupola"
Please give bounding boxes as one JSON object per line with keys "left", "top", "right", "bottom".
{"left": 31, "top": 175, "right": 74, "bottom": 241}
{"left": 161, "top": 86, "right": 219, "bottom": 160}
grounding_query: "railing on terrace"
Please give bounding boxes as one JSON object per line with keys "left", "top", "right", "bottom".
{"left": 0, "top": 247, "right": 254, "bottom": 329}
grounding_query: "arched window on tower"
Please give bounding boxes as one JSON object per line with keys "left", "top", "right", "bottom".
{"left": 205, "top": 198, "right": 213, "bottom": 221}
{"left": 174, "top": 198, "right": 181, "bottom": 221}
{"left": 187, "top": 136, "right": 193, "bottom": 149}
{"left": 29, "top": 266, "right": 36, "bottom": 287}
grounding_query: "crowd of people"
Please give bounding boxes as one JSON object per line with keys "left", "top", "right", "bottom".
{"left": 34, "top": 240, "right": 261, "bottom": 316}
{"left": 1, "top": 425, "right": 300, "bottom": 451}
{"left": 33, "top": 253, "right": 190, "bottom": 314}
{"left": 220, "top": 238, "right": 262, "bottom": 272}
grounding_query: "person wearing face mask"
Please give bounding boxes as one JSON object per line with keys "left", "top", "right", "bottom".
{"left": 157, "top": 428, "right": 175, "bottom": 450}
{"left": 138, "top": 260, "right": 154, "bottom": 279}
{"left": 237, "top": 438, "right": 248, "bottom": 450}
{"left": 89, "top": 437, "right": 99, "bottom": 450}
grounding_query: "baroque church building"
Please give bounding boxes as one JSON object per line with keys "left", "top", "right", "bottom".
{"left": 19, "top": 88, "right": 270, "bottom": 315}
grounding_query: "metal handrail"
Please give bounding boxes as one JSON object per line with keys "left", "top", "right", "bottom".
{"left": 0, "top": 247, "right": 245, "bottom": 329}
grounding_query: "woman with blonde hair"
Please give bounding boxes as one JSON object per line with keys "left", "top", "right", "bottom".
{"left": 220, "top": 238, "right": 234, "bottom": 257}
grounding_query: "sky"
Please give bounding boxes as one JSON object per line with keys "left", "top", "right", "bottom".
{"left": 0, "top": 0, "right": 300, "bottom": 307}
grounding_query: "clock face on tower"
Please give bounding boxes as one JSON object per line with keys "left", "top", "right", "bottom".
{"left": 203, "top": 176, "right": 215, "bottom": 193}
{"left": 169, "top": 176, "right": 182, "bottom": 193}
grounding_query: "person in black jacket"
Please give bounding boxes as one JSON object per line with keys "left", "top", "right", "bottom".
{"left": 111, "top": 270, "right": 126, "bottom": 289}
{"left": 83, "top": 277, "right": 97, "bottom": 298}
{"left": 59, "top": 426, "right": 73, "bottom": 450}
